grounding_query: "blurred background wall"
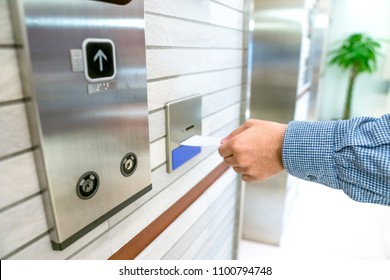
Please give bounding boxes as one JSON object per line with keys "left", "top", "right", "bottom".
{"left": 316, "top": 0, "right": 390, "bottom": 120}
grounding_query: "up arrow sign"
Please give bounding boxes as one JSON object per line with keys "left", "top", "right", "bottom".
{"left": 83, "top": 38, "right": 116, "bottom": 82}
{"left": 94, "top": 49, "right": 108, "bottom": 72}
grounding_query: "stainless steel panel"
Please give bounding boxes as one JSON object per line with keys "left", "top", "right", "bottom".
{"left": 244, "top": 0, "right": 304, "bottom": 245}
{"left": 250, "top": 0, "right": 304, "bottom": 122}
{"left": 307, "top": 0, "right": 331, "bottom": 120}
{"left": 12, "top": 0, "right": 152, "bottom": 249}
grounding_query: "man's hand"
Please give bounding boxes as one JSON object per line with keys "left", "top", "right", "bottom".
{"left": 218, "top": 119, "right": 287, "bottom": 182}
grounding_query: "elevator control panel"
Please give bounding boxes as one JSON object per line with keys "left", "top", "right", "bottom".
{"left": 13, "top": 0, "right": 152, "bottom": 250}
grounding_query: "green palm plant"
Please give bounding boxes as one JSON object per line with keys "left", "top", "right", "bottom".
{"left": 328, "top": 33, "right": 381, "bottom": 119}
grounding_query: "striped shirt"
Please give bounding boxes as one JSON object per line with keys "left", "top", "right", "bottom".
{"left": 282, "top": 114, "right": 390, "bottom": 206}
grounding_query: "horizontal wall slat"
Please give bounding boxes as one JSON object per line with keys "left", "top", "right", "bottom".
{"left": 211, "top": 237, "right": 233, "bottom": 260}
{"left": 145, "top": 0, "right": 243, "bottom": 30}
{"left": 213, "top": 0, "right": 245, "bottom": 12}
{"left": 146, "top": 49, "right": 243, "bottom": 80}
{"left": 180, "top": 204, "right": 235, "bottom": 259}
{"left": 0, "top": 152, "right": 40, "bottom": 210}
{"left": 203, "top": 85, "right": 242, "bottom": 117}
{"left": 69, "top": 233, "right": 112, "bottom": 260}
{"left": 148, "top": 110, "right": 165, "bottom": 142}
{"left": 0, "top": 196, "right": 48, "bottom": 258}
{"left": 203, "top": 103, "right": 241, "bottom": 135}
{"left": 193, "top": 215, "right": 235, "bottom": 260}
{"left": 162, "top": 180, "right": 237, "bottom": 259}
{"left": 0, "top": 103, "right": 32, "bottom": 158}
{"left": 136, "top": 169, "right": 237, "bottom": 259}
{"left": 147, "top": 68, "right": 243, "bottom": 112}
{"left": 146, "top": 14, "right": 243, "bottom": 49}
{"left": 166, "top": 200, "right": 236, "bottom": 259}
{"left": 150, "top": 138, "right": 166, "bottom": 169}
{"left": 8, "top": 222, "right": 109, "bottom": 260}
{"left": 211, "top": 233, "right": 234, "bottom": 260}
{"left": 0, "top": 49, "right": 24, "bottom": 103}
{"left": 211, "top": 118, "right": 241, "bottom": 139}
{"left": 0, "top": 1, "right": 14, "bottom": 45}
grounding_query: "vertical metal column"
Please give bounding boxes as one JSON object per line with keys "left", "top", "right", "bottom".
{"left": 243, "top": 0, "right": 305, "bottom": 245}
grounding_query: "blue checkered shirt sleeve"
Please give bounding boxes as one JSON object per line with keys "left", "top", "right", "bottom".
{"left": 282, "top": 114, "right": 390, "bottom": 206}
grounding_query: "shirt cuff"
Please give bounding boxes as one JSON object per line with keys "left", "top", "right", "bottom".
{"left": 282, "top": 120, "right": 340, "bottom": 189}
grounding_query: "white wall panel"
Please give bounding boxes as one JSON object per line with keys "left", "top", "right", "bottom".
{"left": 180, "top": 205, "right": 235, "bottom": 259}
{"left": 203, "top": 103, "right": 241, "bottom": 135}
{"left": 162, "top": 185, "right": 236, "bottom": 259}
{"left": 69, "top": 233, "right": 112, "bottom": 260}
{"left": 145, "top": 0, "right": 243, "bottom": 30}
{"left": 149, "top": 138, "right": 166, "bottom": 169}
{"left": 148, "top": 110, "right": 165, "bottom": 142}
{"left": 203, "top": 86, "right": 242, "bottom": 117}
{"left": 0, "top": 103, "right": 32, "bottom": 158}
{"left": 147, "top": 68, "right": 242, "bottom": 112}
{"left": 0, "top": 0, "right": 14, "bottom": 45}
{"left": 136, "top": 169, "right": 237, "bottom": 259}
{"left": 210, "top": 234, "right": 234, "bottom": 260}
{"left": 193, "top": 217, "right": 235, "bottom": 260}
{"left": 146, "top": 13, "right": 243, "bottom": 49}
{"left": 146, "top": 49, "right": 243, "bottom": 80}
{"left": 213, "top": 0, "right": 245, "bottom": 11}
{"left": 0, "top": 49, "right": 24, "bottom": 103}
{"left": 8, "top": 223, "right": 109, "bottom": 260}
{"left": 0, "top": 196, "right": 48, "bottom": 258}
{"left": 0, "top": 152, "right": 40, "bottom": 209}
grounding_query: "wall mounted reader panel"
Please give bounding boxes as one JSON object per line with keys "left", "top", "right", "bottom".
{"left": 165, "top": 96, "right": 202, "bottom": 173}
{"left": 12, "top": 0, "right": 152, "bottom": 250}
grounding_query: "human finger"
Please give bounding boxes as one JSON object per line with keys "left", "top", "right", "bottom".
{"left": 223, "top": 155, "right": 238, "bottom": 167}
{"left": 233, "top": 166, "right": 241, "bottom": 173}
{"left": 218, "top": 142, "right": 234, "bottom": 158}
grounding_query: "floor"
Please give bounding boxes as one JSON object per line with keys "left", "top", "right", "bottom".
{"left": 238, "top": 179, "right": 390, "bottom": 260}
